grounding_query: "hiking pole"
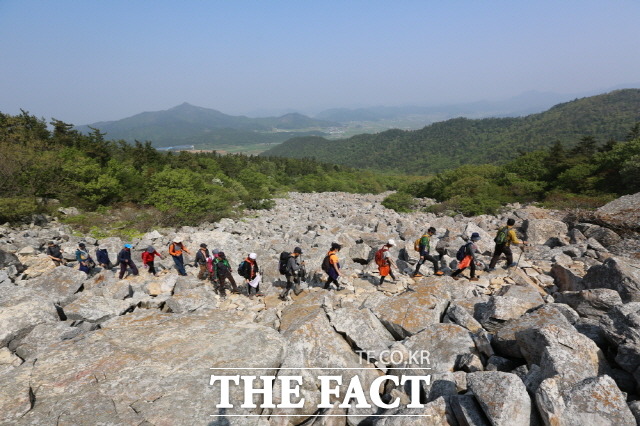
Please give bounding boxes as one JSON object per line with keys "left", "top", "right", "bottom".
{"left": 508, "top": 245, "right": 525, "bottom": 278}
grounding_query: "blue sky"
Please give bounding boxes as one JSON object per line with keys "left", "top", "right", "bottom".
{"left": 1, "top": 0, "right": 639, "bottom": 124}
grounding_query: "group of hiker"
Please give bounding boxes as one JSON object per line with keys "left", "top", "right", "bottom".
{"left": 45, "top": 218, "right": 527, "bottom": 299}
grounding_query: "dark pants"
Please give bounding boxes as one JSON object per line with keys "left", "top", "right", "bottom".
{"left": 172, "top": 255, "right": 187, "bottom": 276}
{"left": 119, "top": 261, "right": 139, "bottom": 279}
{"left": 281, "top": 274, "right": 300, "bottom": 298}
{"left": 147, "top": 261, "right": 156, "bottom": 275}
{"left": 452, "top": 261, "right": 476, "bottom": 279}
{"left": 216, "top": 270, "right": 238, "bottom": 294}
{"left": 489, "top": 244, "right": 513, "bottom": 269}
{"left": 379, "top": 270, "right": 396, "bottom": 285}
{"left": 414, "top": 253, "right": 440, "bottom": 275}
{"left": 324, "top": 276, "right": 340, "bottom": 290}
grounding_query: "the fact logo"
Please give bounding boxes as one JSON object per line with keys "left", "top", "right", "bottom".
{"left": 209, "top": 350, "right": 431, "bottom": 418}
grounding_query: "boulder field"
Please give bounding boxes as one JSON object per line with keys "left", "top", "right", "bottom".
{"left": 1, "top": 192, "right": 640, "bottom": 425}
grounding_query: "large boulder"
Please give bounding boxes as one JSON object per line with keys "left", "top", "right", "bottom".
{"left": 0, "top": 310, "right": 286, "bottom": 424}
{"left": 271, "top": 295, "right": 381, "bottom": 423}
{"left": 368, "top": 287, "right": 449, "bottom": 339}
{"left": 524, "top": 219, "right": 569, "bottom": 246}
{"left": 466, "top": 372, "right": 533, "bottom": 426}
{"left": 0, "top": 286, "right": 59, "bottom": 348}
{"left": 554, "top": 288, "right": 623, "bottom": 320}
{"left": 582, "top": 256, "right": 640, "bottom": 302}
{"left": 327, "top": 307, "right": 396, "bottom": 363}
{"left": 25, "top": 266, "right": 88, "bottom": 306}
{"left": 493, "top": 305, "right": 574, "bottom": 359}
{"left": 536, "top": 375, "right": 636, "bottom": 426}
{"left": 0, "top": 249, "right": 25, "bottom": 272}
{"left": 403, "top": 324, "right": 478, "bottom": 374}
{"left": 594, "top": 192, "right": 640, "bottom": 232}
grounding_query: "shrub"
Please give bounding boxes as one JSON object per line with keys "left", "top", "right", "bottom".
{"left": 382, "top": 192, "right": 415, "bottom": 213}
{"left": 0, "top": 197, "right": 38, "bottom": 223}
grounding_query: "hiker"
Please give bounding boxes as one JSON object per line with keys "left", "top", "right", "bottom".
{"left": 195, "top": 243, "right": 210, "bottom": 280}
{"left": 413, "top": 227, "right": 444, "bottom": 277}
{"left": 95, "top": 246, "right": 113, "bottom": 269}
{"left": 75, "top": 242, "right": 94, "bottom": 274}
{"left": 279, "top": 247, "right": 304, "bottom": 300}
{"left": 322, "top": 243, "right": 344, "bottom": 291}
{"left": 487, "top": 218, "right": 528, "bottom": 271}
{"left": 376, "top": 239, "right": 398, "bottom": 286}
{"left": 169, "top": 238, "right": 190, "bottom": 276}
{"left": 212, "top": 251, "right": 239, "bottom": 297}
{"left": 117, "top": 244, "right": 139, "bottom": 279}
{"left": 240, "top": 253, "right": 262, "bottom": 299}
{"left": 46, "top": 241, "right": 66, "bottom": 266}
{"left": 142, "top": 246, "right": 163, "bottom": 276}
{"left": 451, "top": 232, "right": 481, "bottom": 281}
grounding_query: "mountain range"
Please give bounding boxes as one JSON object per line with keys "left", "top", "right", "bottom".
{"left": 75, "top": 103, "right": 338, "bottom": 149}
{"left": 261, "top": 89, "right": 640, "bottom": 174}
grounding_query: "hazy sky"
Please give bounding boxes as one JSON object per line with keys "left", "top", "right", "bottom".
{"left": 1, "top": 0, "right": 639, "bottom": 125}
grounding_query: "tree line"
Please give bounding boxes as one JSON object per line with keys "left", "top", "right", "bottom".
{"left": 0, "top": 111, "right": 399, "bottom": 225}
{"left": 384, "top": 124, "right": 640, "bottom": 216}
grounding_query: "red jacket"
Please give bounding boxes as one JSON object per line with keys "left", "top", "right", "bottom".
{"left": 142, "top": 250, "right": 160, "bottom": 265}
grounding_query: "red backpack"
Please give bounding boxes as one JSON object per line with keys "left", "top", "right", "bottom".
{"left": 374, "top": 247, "right": 387, "bottom": 266}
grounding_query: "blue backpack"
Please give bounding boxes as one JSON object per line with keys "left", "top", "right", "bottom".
{"left": 456, "top": 243, "right": 471, "bottom": 261}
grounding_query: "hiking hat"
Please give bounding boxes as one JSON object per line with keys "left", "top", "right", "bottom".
{"left": 218, "top": 251, "right": 226, "bottom": 258}
{"left": 147, "top": 246, "right": 155, "bottom": 253}
{"left": 471, "top": 232, "right": 481, "bottom": 241}
{"left": 174, "top": 238, "right": 182, "bottom": 243}
{"left": 212, "top": 249, "right": 219, "bottom": 254}
{"left": 249, "top": 253, "right": 257, "bottom": 259}
{"left": 78, "top": 242, "right": 86, "bottom": 247}
{"left": 124, "top": 244, "right": 132, "bottom": 249}
{"left": 293, "top": 246, "right": 302, "bottom": 254}
{"left": 428, "top": 227, "right": 436, "bottom": 234}
{"left": 48, "top": 241, "right": 54, "bottom": 245}
{"left": 387, "top": 239, "right": 396, "bottom": 246}
{"left": 200, "top": 243, "right": 207, "bottom": 248}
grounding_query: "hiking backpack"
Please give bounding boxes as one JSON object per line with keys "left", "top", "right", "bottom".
{"left": 374, "top": 247, "right": 387, "bottom": 267}
{"left": 494, "top": 226, "right": 509, "bottom": 244}
{"left": 278, "top": 251, "right": 291, "bottom": 275}
{"left": 456, "top": 243, "right": 471, "bottom": 261}
{"left": 237, "top": 260, "right": 248, "bottom": 278}
{"left": 321, "top": 254, "right": 332, "bottom": 272}
{"left": 414, "top": 235, "right": 429, "bottom": 252}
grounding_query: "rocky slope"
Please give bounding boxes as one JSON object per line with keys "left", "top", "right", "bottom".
{"left": 1, "top": 192, "right": 640, "bottom": 425}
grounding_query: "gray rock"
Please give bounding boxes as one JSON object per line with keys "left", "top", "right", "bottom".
{"left": 11, "top": 322, "right": 78, "bottom": 360}
{"left": 450, "top": 394, "right": 491, "bottom": 426}
{"left": 63, "top": 293, "right": 136, "bottom": 323}
{"left": 594, "top": 192, "right": 640, "bottom": 232}
{"left": 516, "top": 324, "right": 608, "bottom": 387}
{"left": 493, "top": 304, "right": 574, "bottom": 359}
{"left": 536, "top": 375, "right": 636, "bottom": 426}
{"left": 554, "top": 288, "right": 622, "bottom": 320}
{"left": 467, "top": 371, "right": 533, "bottom": 426}
{"left": 575, "top": 223, "right": 622, "bottom": 248}
{"left": 524, "top": 219, "right": 569, "bottom": 246}
{"left": 0, "top": 286, "right": 59, "bottom": 348}
{"left": 479, "top": 295, "right": 536, "bottom": 333}
{"left": 327, "top": 307, "right": 395, "bottom": 363}
{"left": 582, "top": 256, "right": 640, "bottom": 302}
{"left": 163, "top": 287, "right": 217, "bottom": 313}
{"left": 0, "top": 249, "right": 25, "bottom": 273}
{"left": 550, "top": 263, "right": 585, "bottom": 292}
{"left": 25, "top": 266, "right": 88, "bottom": 306}
{"left": 404, "top": 324, "right": 477, "bottom": 374}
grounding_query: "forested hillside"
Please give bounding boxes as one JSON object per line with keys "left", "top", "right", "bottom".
{"left": 0, "top": 111, "right": 395, "bottom": 226}
{"left": 263, "top": 89, "right": 640, "bottom": 174}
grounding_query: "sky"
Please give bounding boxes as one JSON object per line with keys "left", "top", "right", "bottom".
{"left": 1, "top": 0, "right": 639, "bottom": 125}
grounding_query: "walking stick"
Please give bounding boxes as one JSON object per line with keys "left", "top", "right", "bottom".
{"left": 508, "top": 245, "right": 525, "bottom": 277}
